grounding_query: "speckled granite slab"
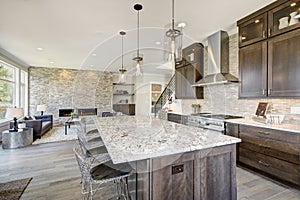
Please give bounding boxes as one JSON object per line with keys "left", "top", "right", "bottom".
{"left": 225, "top": 118, "right": 300, "bottom": 133}
{"left": 94, "top": 116, "right": 241, "bottom": 164}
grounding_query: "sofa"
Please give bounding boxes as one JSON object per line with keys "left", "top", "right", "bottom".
{"left": 10, "top": 115, "right": 53, "bottom": 140}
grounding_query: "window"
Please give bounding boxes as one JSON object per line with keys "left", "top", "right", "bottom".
{"left": 0, "top": 60, "right": 28, "bottom": 121}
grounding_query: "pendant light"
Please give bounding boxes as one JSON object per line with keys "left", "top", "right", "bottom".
{"left": 165, "top": 0, "right": 182, "bottom": 70}
{"left": 119, "top": 31, "right": 127, "bottom": 83}
{"left": 133, "top": 4, "right": 143, "bottom": 76}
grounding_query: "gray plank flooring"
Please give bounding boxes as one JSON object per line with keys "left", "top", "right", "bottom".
{"left": 0, "top": 140, "right": 299, "bottom": 200}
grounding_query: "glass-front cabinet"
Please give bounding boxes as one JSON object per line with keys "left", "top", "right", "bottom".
{"left": 239, "top": 13, "right": 268, "bottom": 47}
{"left": 268, "top": 0, "right": 300, "bottom": 37}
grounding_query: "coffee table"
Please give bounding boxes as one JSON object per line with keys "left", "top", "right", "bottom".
{"left": 64, "top": 117, "right": 81, "bottom": 135}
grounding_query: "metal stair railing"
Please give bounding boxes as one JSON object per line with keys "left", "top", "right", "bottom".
{"left": 154, "top": 74, "right": 175, "bottom": 117}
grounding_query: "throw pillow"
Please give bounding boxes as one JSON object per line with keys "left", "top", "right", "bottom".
{"left": 17, "top": 116, "right": 26, "bottom": 123}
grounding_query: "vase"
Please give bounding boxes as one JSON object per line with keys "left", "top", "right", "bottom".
{"left": 193, "top": 107, "right": 201, "bottom": 113}
{"left": 289, "top": 11, "right": 299, "bottom": 26}
{"left": 278, "top": 17, "right": 289, "bottom": 29}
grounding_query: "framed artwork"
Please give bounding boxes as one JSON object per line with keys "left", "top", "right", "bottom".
{"left": 255, "top": 102, "right": 269, "bottom": 117}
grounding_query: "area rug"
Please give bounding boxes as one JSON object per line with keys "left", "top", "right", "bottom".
{"left": 0, "top": 178, "right": 32, "bottom": 200}
{"left": 32, "top": 126, "right": 78, "bottom": 145}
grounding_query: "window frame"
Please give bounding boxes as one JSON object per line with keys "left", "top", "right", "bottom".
{"left": 0, "top": 60, "right": 28, "bottom": 123}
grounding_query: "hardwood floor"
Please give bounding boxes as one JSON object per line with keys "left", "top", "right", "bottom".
{"left": 0, "top": 141, "right": 299, "bottom": 200}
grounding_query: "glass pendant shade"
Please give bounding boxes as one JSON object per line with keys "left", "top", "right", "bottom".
{"left": 119, "top": 31, "right": 126, "bottom": 83}
{"left": 133, "top": 4, "right": 143, "bottom": 76}
{"left": 165, "top": 0, "right": 183, "bottom": 66}
{"left": 135, "top": 61, "right": 142, "bottom": 76}
{"left": 119, "top": 69, "right": 126, "bottom": 83}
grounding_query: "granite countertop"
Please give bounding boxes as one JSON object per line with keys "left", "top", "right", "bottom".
{"left": 94, "top": 116, "right": 241, "bottom": 164}
{"left": 225, "top": 118, "right": 300, "bottom": 134}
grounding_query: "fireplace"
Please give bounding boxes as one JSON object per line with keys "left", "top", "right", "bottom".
{"left": 78, "top": 108, "right": 97, "bottom": 116}
{"left": 58, "top": 108, "right": 97, "bottom": 117}
{"left": 59, "top": 109, "right": 74, "bottom": 117}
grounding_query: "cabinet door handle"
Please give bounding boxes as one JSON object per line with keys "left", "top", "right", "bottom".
{"left": 268, "top": 89, "right": 272, "bottom": 95}
{"left": 268, "top": 28, "right": 272, "bottom": 36}
{"left": 258, "top": 160, "right": 270, "bottom": 167}
{"left": 262, "top": 89, "right": 266, "bottom": 95}
{"left": 258, "top": 131, "right": 270, "bottom": 135}
{"left": 262, "top": 30, "right": 266, "bottom": 38}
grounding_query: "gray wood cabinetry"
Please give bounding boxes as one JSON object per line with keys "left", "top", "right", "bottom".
{"left": 175, "top": 43, "right": 204, "bottom": 99}
{"left": 167, "top": 113, "right": 188, "bottom": 125}
{"left": 239, "top": 41, "right": 267, "bottom": 98}
{"left": 226, "top": 122, "right": 300, "bottom": 186}
{"left": 238, "top": 13, "right": 267, "bottom": 47}
{"left": 112, "top": 104, "right": 135, "bottom": 115}
{"left": 237, "top": 0, "right": 300, "bottom": 98}
{"left": 268, "top": 29, "right": 300, "bottom": 97}
{"left": 129, "top": 144, "right": 237, "bottom": 200}
{"left": 225, "top": 123, "right": 240, "bottom": 161}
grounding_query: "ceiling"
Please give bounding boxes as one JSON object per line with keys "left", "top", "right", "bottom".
{"left": 0, "top": 0, "right": 276, "bottom": 74}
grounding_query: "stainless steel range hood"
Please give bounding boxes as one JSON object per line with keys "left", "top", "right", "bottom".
{"left": 192, "top": 31, "right": 238, "bottom": 87}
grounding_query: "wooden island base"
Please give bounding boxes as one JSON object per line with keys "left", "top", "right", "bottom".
{"left": 128, "top": 144, "right": 237, "bottom": 200}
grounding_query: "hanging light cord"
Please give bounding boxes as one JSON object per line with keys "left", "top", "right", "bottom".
{"left": 121, "top": 33, "right": 124, "bottom": 70}
{"left": 137, "top": 9, "right": 140, "bottom": 57}
{"left": 171, "top": 0, "right": 175, "bottom": 31}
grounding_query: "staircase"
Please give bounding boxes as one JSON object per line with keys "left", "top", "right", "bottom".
{"left": 154, "top": 74, "right": 175, "bottom": 117}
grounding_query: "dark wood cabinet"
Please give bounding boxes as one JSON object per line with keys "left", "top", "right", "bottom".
{"left": 238, "top": 13, "right": 268, "bottom": 47}
{"left": 225, "top": 123, "right": 240, "bottom": 161}
{"left": 167, "top": 113, "right": 188, "bottom": 125}
{"left": 239, "top": 41, "right": 268, "bottom": 98}
{"left": 133, "top": 145, "right": 237, "bottom": 200}
{"left": 268, "top": 0, "right": 300, "bottom": 37}
{"left": 152, "top": 152, "right": 194, "bottom": 200}
{"left": 238, "top": 0, "right": 300, "bottom": 98}
{"left": 195, "top": 145, "right": 237, "bottom": 200}
{"left": 268, "top": 29, "right": 300, "bottom": 97}
{"left": 228, "top": 122, "right": 300, "bottom": 186}
{"left": 175, "top": 43, "right": 204, "bottom": 99}
{"left": 112, "top": 104, "right": 135, "bottom": 115}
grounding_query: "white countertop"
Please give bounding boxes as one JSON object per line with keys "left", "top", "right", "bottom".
{"left": 225, "top": 118, "right": 300, "bottom": 134}
{"left": 94, "top": 116, "right": 241, "bottom": 164}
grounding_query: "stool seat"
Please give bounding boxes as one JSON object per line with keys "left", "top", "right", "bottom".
{"left": 91, "top": 162, "right": 132, "bottom": 181}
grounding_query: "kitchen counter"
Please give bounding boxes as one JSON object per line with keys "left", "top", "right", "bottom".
{"left": 94, "top": 115, "right": 241, "bottom": 200}
{"left": 226, "top": 118, "right": 300, "bottom": 134}
{"left": 94, "top": 115, "right": 241, "bottom": 164}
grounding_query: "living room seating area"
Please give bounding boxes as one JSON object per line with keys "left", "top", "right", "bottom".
{"left": 10, "top": 115, "right": 53, "bottom": 140}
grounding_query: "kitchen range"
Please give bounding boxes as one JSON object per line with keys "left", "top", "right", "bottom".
{"left": 187, "top": 113, "right": 243, "bottom": 133}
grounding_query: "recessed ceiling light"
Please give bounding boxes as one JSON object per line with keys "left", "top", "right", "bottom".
{"left": 90, "top": 65, "right": 94, "bottom": 67}
{"left": 49, "top": 61, "right": 54, "bottom": 64}
{"left": 155, "top": 41, "right": 161, "bottom": 45}
{"left": 92, "top": 53, "right": 97, "bottom": 56}
{"left": 178, "top": 22, "right": 187, "bottom": 28}
{"left": 290, "top": 2, "right": 296, "bottom": 7}
{"left": 255, "top": 19, "right": 260, "bottom": 23}
{"left": 36, "top": 47, "right": 43, "bottom": 51}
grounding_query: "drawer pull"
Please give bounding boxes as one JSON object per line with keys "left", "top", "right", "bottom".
{"left": 258, "top": 131, "right": 270, "bottom": 135}
{"left": 258, "top": 160, "right": 270, "bottom": 167}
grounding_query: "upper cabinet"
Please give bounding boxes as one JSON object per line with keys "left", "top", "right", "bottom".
{"left": 238, "top": 0, "right": 300, "bottom": 98}
{"left": 239, "top": 13, "right": 268, "bottom": 47}
{"left": 268, "top": 29, "right": 300, "bottom": 97}
{"left": 175, "top": 43, "right": 204, "bottom": 99}
{"left": 268, "top": 0, "right": 300, "bottom": 37}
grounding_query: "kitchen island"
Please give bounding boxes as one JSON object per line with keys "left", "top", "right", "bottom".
{"left": 94, "top": 116, "right": 241, "bottom": 200}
